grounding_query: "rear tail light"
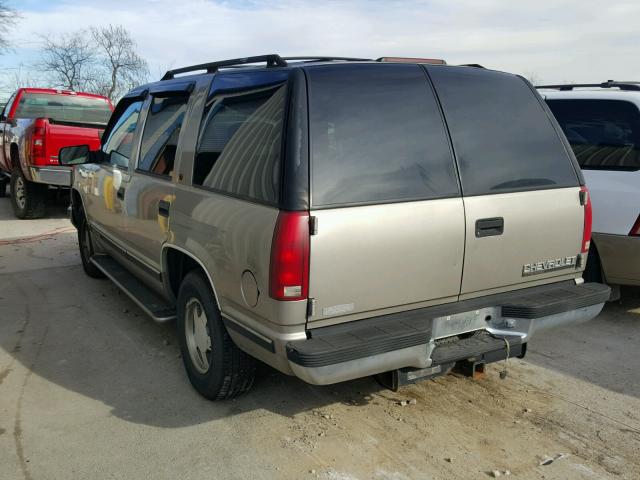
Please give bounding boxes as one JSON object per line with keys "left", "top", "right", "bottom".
{"left": 580, "top": 186, "right": 592, "bottom": 253}
{"left": 31, "top": 118, "right": 48, "bottom": 165}
{"left": 269, "top": 211, "right": 310, "bottom": 301}
{"left": 629, "top": 214, "right": 640, "bottom": 236}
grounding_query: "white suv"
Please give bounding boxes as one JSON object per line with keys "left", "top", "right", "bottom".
{"left": 539, "top": 81, "right": 640, "bottom": 287}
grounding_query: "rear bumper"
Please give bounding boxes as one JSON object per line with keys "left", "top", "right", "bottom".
{"left": 594, "top": 233, "right": 640, "bottom": 286}
{"left": 286, "top": 282, "right": 610, "bottom": 385}
{"left": 28, "top": 166, "right": 72, "bottom": 186}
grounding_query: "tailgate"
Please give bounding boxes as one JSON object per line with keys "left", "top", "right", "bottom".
{"left": 46, "top": 122, "right": 103, "bottom": 165}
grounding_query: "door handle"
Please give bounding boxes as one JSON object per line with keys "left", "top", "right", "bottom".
{"left": 475, "top": 217, "right": 504, "bottom": 237}
{"left": 158, "top": 200, "right": 170, "bottom": 218}
{"left": 116, "top": 187, "right": 125, "bottom": 200}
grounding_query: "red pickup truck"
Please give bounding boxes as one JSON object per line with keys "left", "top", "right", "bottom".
{"left": 0, "top": 88, "right": 113, "bottom": 218}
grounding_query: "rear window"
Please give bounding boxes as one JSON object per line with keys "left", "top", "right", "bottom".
{"left": 308, "top": 64, "right": 459, "bottom": 207}
{"left": 428, "top": 67, "right": 578, "bottom": 196}
{"left": 546, "top": 99, "right": 640, "bottom": 170}
{"left": 14, "top": 93, "right": 112, "bottom": 125}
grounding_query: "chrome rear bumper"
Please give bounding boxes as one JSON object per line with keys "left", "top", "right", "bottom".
{"left": 286, "top": 282, "right": 609, "bottom": 385}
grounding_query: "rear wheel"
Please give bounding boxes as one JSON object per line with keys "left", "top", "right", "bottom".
{"left": 177, "top": 271, "right": 255, "bottom": 400}
{"left": 10, "top": 168, "right": 46, "bottom": 219}
{"left": 77, "top": 212, "right": 105, "bottom": 278}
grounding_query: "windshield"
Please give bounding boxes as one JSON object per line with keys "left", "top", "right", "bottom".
{"left": 14, "top": 93, "right": 112, "bottom": 125}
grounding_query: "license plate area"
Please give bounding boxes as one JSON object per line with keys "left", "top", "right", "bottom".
{"left": 431, "top": 307, "right": 499, "bottom": 339}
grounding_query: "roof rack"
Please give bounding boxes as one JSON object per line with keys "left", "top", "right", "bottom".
{"left": 282, "top": 56, "right": 371, "bottom": 63}
{"left": 161, "top": 54, "right": 288, "bottom": 80}
{"left": 536, "top": 80, "right": 640, "bottom": 91}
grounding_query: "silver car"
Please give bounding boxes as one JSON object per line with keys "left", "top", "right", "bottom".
{"left": 60, "top": 55, "right": 610, "bottom": 400}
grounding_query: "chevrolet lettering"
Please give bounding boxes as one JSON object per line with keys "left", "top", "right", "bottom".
{"left": 523, "top": 256, "right": 577, "bottom": 276}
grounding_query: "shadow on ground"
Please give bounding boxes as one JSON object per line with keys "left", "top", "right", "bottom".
{"left": 0, "top": 261, "right": 388, "bottom": 429}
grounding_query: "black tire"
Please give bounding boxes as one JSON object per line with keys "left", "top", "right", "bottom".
{"left": 10, "top": 168, "right": 46, "bottom": 219}
{"left": 583, "top": 243, "right": 603, "bottom": 283}
{"left": 177, "top": 270, "right": 255, "bottom": 400}
{"left": 77, "top": 212, "right": 105, "bottom": 279}
{"left": 0, "top": 177, "right": 7, "bottom": 198}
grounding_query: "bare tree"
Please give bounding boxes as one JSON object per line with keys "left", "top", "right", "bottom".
{"left": 2, "top": 63, "right": 44, "bottom": 92}
{"left": 40, "top": 31, "right": 96, "bottom": 91}
{"left": 91, "top": 25, "right": 149, "bottom": 101}
{"left": 0, "top": 0, "right": 17, "bottom": 54}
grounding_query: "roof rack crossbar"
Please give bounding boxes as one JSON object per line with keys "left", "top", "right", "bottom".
{"left": 536, "top": 81, "right": 640, "bottom": 91}
{"left": 161, "top": 54, "right": 288, "bottom": 80}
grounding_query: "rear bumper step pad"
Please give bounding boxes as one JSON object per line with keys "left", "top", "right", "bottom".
{"left": 431, "top": 331, "right": 522, "bottom": 365}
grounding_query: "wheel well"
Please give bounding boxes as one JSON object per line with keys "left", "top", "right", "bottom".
{"left": 10, "top": 143, "right": 19, "bottom": 169}
{"left": 165, "top": 248, "right": 207, "bottom": 299}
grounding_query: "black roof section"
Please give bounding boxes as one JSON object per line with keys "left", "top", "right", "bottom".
{"left": 536, "top": 80, "right": 640, "bottom": 91}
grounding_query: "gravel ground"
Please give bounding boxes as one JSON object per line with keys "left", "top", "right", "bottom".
{"left": 0, "top": 195, "right": 639, "bottom": 480}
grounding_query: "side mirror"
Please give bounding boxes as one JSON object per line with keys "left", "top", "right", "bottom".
{"left": 59, "top": 145, "right": 91, "bottom": 165}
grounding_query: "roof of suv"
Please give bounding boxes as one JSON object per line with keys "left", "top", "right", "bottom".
{"left": 127, "top": 54, "right": 493, "bottom": 96}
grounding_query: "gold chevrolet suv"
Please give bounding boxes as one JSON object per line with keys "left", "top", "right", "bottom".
{"left": 59, "top": 55, "right": 610, "bottom": 400}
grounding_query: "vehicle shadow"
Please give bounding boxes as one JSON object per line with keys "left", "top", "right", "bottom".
{"left": 0, "top": 261, "right": 388, "bottom": 429}
{"left": 527, "top": 286, "right": 640, "bottom": 398}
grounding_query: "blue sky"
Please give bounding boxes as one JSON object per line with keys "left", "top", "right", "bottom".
{"left": 2, "top": 0, "right": 640, "bottom": 99}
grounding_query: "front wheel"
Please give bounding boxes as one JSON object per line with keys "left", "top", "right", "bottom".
{"left": 177, "top": 271, "right": 255, "bottom": 400}
{"left": 10, "top": 168, "right": 46, "bottom": 219}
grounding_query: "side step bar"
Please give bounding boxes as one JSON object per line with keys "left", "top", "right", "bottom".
{"left": 91, "top": 255, "right": 176, "bottom": 322}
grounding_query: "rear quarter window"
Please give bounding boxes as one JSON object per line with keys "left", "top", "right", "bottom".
{"left": 546, "top": 99, "right": 640, "bottom": 170}
{"left": 427, "top": 66, "right": 579, "bottom": 196}
{"left": 308, "top": 64, "right": 459, "bottom": 207}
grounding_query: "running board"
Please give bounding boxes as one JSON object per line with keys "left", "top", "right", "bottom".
{"left": 91, "top": 255, "right": 176, "bottom": 322}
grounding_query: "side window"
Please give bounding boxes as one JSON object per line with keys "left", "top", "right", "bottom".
{"left": 137, "top": 95, "right": 188, "bottom": 178}
{"left": 2, "top": 93, "right": 16, "bottom": 119}
{"left": 546, "top": 99, "right": 640, "bottom": 170}
{"left": 308, "top": 64, "right": 459, "bottom": 207}
{"left": 428, "top": 66, "right": 579, "bottom": 196}
{"left": 102, "top": 100, "right": 143, "bottom": 168}
{"left": 193, "top": 83, "right": 287, "bottom": 204}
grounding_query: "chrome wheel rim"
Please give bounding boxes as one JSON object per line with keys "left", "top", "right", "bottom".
{"left": 185, "top": 298, "right": 212, "bottom": 374}
{"left": 15, "top": 176, "right": 26, "bottom": 209}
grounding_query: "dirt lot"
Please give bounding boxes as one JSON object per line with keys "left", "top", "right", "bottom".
{"left": 1, "top": 195, "right": 639, "bottom": 480}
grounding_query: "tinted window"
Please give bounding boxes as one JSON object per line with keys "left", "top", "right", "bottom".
{"left": 138, "top": 96, "right": 188, "bottom": 178}
{"left": 15, "top": 93, "right": 112, "bottom": 124}
{"left": 546, "top": 99, "right": 640, "bottom": 170}
{"left": 2, "top": 92, "right": 16, "bottom": 119}
{"left": 193, "top": 83, "right": 287, "bottom": 204}
{"left": 309, "top": 64, "right": 458, "bottom": 207}
{"left": 428, "top": 67, "right": 578, "bottom": 195}
{"left": 102, "top": 101, "right": 143, "bottom": 168}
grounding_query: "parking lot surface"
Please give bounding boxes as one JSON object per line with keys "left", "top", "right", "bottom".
{"left": 1, "top": 196, "right": 639, "bottom": 480}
